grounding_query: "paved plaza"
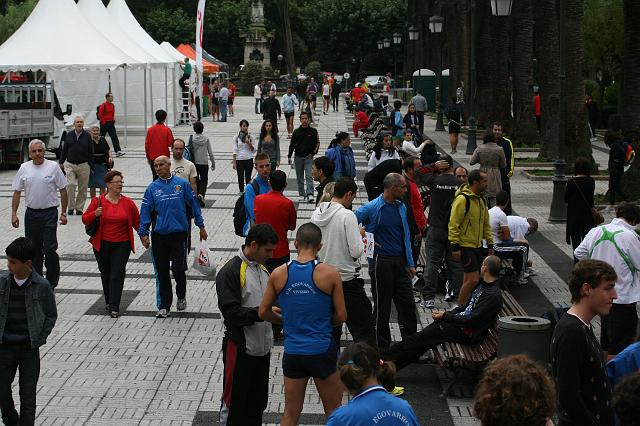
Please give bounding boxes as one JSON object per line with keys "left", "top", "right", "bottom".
{"left": 1, "top": 96, "right": 623, "bottom": 425}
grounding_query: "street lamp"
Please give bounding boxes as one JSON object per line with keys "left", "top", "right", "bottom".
{"left": 383, "top": 38, "right": 391, "bottom": 48}
{"left": 430, "top": 15, "right": 445, "bottom": 132}
{"left": 408, "top": 26, "right": 419, "bottom": 41}
{"left": 490, "top": 0, "right": 514, "bottom": 17}
{"left": 392, "top": 32, "right": 402, "bottom": 85}
{"left": 277, "top": 54, "right": 284, "bottom": 76}
{"left": 393, "top": 32, "right": 402, "bottom": 45}
{"left": 377, "top": 40, "right": 383, "bottom": 50}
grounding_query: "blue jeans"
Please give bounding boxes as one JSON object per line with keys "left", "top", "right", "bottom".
{"left": 255, "top": 98, "right": 261, "bottom": 114}
{"left": 294, "top": 155, "right": 314, "bottom": 197}
{"left": 220, "top": 100, "right": 228, "bottom": 121}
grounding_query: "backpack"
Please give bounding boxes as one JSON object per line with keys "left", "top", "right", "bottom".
{"left": 623, "top": 140, "right": 635, "bottom": 166}
{"left": 232, "top": 180, "right": 260, "bottom": 237}
{"left": 96, "top": 104, "right": 101, "bottom": 121}
{"left": 183, "top": 135, "right": 193, "bottom": 162}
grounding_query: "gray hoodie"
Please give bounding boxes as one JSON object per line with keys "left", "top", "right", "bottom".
{"left": 310, "top": 202, "right": 364, "bottom": 281}
{"left": 190, "top": 134, "right": 216, "bottom": 166}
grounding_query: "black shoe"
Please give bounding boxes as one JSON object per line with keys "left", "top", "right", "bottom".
{"left": 67, "top": 209, "right": 74, "bottom": 215}
{"left": 75, "top": 210, "right": 82, "bottom": 215}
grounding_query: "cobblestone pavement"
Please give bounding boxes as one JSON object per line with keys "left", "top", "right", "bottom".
{"left": 2, "top": 96, "right": 624, "bottom": 425}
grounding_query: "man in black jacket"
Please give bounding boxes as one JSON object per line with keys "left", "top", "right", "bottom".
{"left": 383, "top": 255, "right": 503, "bottom": 370}
{"left": 59, "top": 116, "right": 93, "bottom": 215}
{"left": 288, "top": 112, "right": 320, "bottom": 203}
{"left": 261, "top": 90, "right": 282, "bottom": 132}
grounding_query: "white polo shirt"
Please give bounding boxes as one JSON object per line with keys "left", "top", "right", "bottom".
{"left": 489, "top": 206, "right": 509, "bottom": 243}
{"left": 12, "top": 159, "right": 67, "bottom": 209}
{"left": 507, "top": 215, "right": 530, "bottom": 241}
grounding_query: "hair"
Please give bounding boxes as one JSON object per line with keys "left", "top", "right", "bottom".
{"left": 28, "top": 139, "right": 45, "bottom": 150}
{"left": 403, "top": 129, "right": 414, "bottom": 137}
{"left": 491, "top": 121, "right": 503, "bottom": 129}
{"left": 383, "top": 173, "right": 403, "bottom": 189}
{"left": 313, "top": 156, "right": 335, "bottom": 179}
{"left": 482, "top": 129, "right": 495, "bottom": 144}
{"left": 616, "top": 201, "right": 640, "bottom": 224}
{"left": 496, "top": 190, "right": 509, "bottom": 207}
{"left": 296, "top": 222, "right": 322, "bottom": 248}
{"left": 245, "top": 223, "right": 279, "bottom": 247}
{"left": 269, "top": 170, "right": 287, "bottom": 192}
{"left": 319, "top": 182, "right": 336, "bottom": 203}
{"left": 438, "top": 153, "right": 453, "bottom": 169}
{"left": 604, "top": 128, "right": 623, "bottom": 146}
{"left": 155, "top": 109, "right": 167, "bottom": 122}
{"left": 568, "top": 260, "right": 617, "bottom": 303}
{"left": 193, "top": 121, "right": 204, "bottom": 134}
{"left": 172, "top": 138, "right": 186, "bottom": 149}
{"left": 613, "top": 373, "right": 640, "bottom": 426}
{"left": 574, "top": 156, "right": 591, "bottom": 176}
{"left": 473, "top": 354, "right": 556, "bottom": 426}
{"left": 468, "top": 169, "right": 485, "bottom": 186}
{"left": 6, "top": 237, "right": 35, "bottom": 263}
{"left": 526, "top": 218, "right": 538, "bottom": 234}
{"left": 239, "top": 119, "right": 249, "bottom": 128}
{"left": 408, "top": 103, "right": 416, "bottom": 110}
{"left": 254, "top": 152, "right": 270, "bottom": 163}
{"left": 333, "top": 177, "right": 357, "bottom": 198}
{"left": 483, "top": 255, "right": 502, "bottom": 277}
{"left": 300, "top": 111, "right": 310, "bottom": 119}
{"left": 393, "top": 100, "right": 402, "bottom": 109}
{"left": 329, "top": 131, "right": 349, "bottom": 149}
{"left": 105, "top": 92, "right": 112, "bottom": 99}
{"left": 373, "top": 134, "right": 393, "bottom": 160}
{"left": 104, "top": 170, "right": 123, "bottom": 184}
{"left": 402, "top": 156, "right": 419, "bottom": 172}
{"left": 455, "top": 166, "right": 468, "bottom": 176}
{"left": 259, "top": 120, "right": 279, "bottom": 142}
{"left": 337, "top": 342, "right": 396, "bottom": 393}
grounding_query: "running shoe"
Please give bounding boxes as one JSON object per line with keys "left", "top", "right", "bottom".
{"left": 390, "top": 386, "right": 405, "bottom": 397}
{"left": 420, "top": 300, "right": 435, "bottom": 310}
{"left": 156, "top": 309, "right": 169, "bottom": 318}
{"left": 177, "top": 299, "right": 187, "bottom": 311}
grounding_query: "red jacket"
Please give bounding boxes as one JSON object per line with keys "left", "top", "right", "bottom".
{"left": 82, "top": 194, "right": 140, "bottom": 253}
{"left": 533, "top": 94, "right": 541, "bottom": 117}
{"left": 408, "top": 177, "right": 427, "bottom": 231}
{"left": 145, "top": 123, "right": 174, "bottom": 160}
{"left": 254, "top": 191, "right": 296, "bottom": 258}
{"left": 98, "top": 102, "right": 115, "bottom": 124}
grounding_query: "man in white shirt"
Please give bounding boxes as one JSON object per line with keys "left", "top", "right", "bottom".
{"left": 254, "top": 81, "right": 264, "bottom": 114}
{"left": 490, "top": 191, "right": 530, "bottom": 284}
{"left": 219, "top": 83, "right": 230, "bottom": 122}
{"left": 575, "top": 201, "right": 640, "bottom": 357}
{"left": 507, "top": 215, "right": 538, "bottom": 242}
{"left": 11, "top": 139, "right": 68, "bottom": 288}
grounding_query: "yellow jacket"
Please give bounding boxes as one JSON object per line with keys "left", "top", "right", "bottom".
{"left": 448, "top": 184, "right": 493, "bottom": 250}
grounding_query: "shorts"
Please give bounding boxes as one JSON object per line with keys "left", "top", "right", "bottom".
{"left": 228, "top": 97, "right": 234, "bottom": 105}
{"left": 310, "top": 94, "right": 317, "bottom": 102}
{"left": 323, "top": 95, "right": 330, "bottom": 100}
{"left": 460, "top": 247, "right": 485, "bottom": 273}
{"left": 284, "top": 111, "right": 294, "bottom": 119}
{"left": 282, "top": 340, "right": 337, "bottom": 379}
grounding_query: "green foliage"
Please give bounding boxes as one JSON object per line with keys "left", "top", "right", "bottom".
{"left": 604, "top": 80, "right": 619, "bottom": 107}
{"left": 263, "top": 65, "right": 276, "bottom": 79}
{"left": 202, "top": 0, "right": 252, "bottom": 69}
{"left": 0, "top": 0, "right": 36, "bottom": 45}
{"left": 304, "top": 61, "right": 322, "bottom": 81}
{"left": 239, "top": 61, "right": 263, "bottom": 93}
{"left": 144, "top": 6, "right": 192, "bottom": 45}
{"left": 583, "top": 0, "right": 624, "bottom": 79}
{"left": 584, "top": 80, "right": 601, "bottom": 102}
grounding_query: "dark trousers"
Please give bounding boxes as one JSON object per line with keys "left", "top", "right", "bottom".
{"left": 422, "top": 227, "right": 463, "bottom": 300}
{"left": 94, "top": 240, "right": 131, "bottom": 312}
{"left": 331, "top": 96, "right": 339, "bottom": 111}
{"left": 265, "top": 255, "right": 290, "bottom": 273}
{"left": 151, "top": 231, "right": 188, "bottom": 310}
{"left": 236, "top": 159, "right": 253, "bottom": 193}
{"left": 609, "top": 173, "right": 627, "bottom": 205}
{"left": 383, "top": 321, "right": 469, "bottom": 370}
{"left": 24, "top": 207, "right": 59, "bottom": 288}
{"left": 178, "top": 74, "right": 189, "bottom": 90}
{"left": 369, "top": 255, "right": 418, "bottom": 348}
{"left": 569, "top": 227, "right": 591, "bottom": 263}
{"left": 600, "top": 303, "right": 638, "bottom": 355}
{"left": 148, "top": 160, "right": 158, "bottom": 181}
{"left": 99, "top": 121, "right": 121, "bottom": 153}
{"left": 501, "top": 176, "right": 512, "bottom": 215}
{"left": 0, "top": 345, "right": 40, "bottom": 426}
{"left": 495, "top": 242, "right": 529, "bottom": 275}
{"left": 418, "top": 112, "right": 425, "bottom": 135}
{"left": 339, "top": 277, "right": 376, "bottom": 346}
{"left": 411, "top": 237, "right": 422, "bottom": 267}
{"left": 220, "top": 339, "right": 269, "bottom": 426}
{"left": 195, "top": 164, "right": 209, "bottom": 197}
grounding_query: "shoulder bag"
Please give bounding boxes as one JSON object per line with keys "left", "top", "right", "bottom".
{"left": 85, "top": 196, "right": 102, "bottom": 236}
{"left": 573, "top": 178, "right": 604, "bottom": 225}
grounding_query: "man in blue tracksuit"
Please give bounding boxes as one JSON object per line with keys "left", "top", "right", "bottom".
{"left": 355, "top": 173, "right": 417, "bottom": 348}
{"left": 139, "top": 156, "right": 208, "bottom": 318}
{"left": 242, "top": 153, "right": 271, "bottom": 236}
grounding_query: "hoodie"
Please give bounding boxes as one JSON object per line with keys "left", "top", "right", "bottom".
{"left": 190, "top": 134, "right": 215, "bottom": 166}
{"left": 311, "top": 202, "right": 364, "bottom": 281}
{"left": 448, "top": 183, "right": 493, "bottom": 251}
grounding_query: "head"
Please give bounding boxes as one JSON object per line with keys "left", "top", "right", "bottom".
{"left": 73, "top": 116, "right": 85, "bottom": 132}
{"left": 604, "top": 128, "right": 623, "bottom": 146}
{"left": 568, "top": 260, "right": 617, "bottom": 316}
{"left": 155, "top": 109, "right": 167, "bottom": 123}
{"left": 455, "top": 166, "right": 468, "bottom": 181}
{"left": 172, "top": 139, "right": 186, "bottom": 160}
{"left": 299, "top": 112, "right": 310, "bottom": 127}
{"left": 193, "top": 121, "right": 204, "bottom": 135}
{"left": 526, "top": 218, "right": 538, "bottom": 235}
{"left": 294, "top": 223, "right": 323, "bottom": 253}
{"left": 260, "top": 120, "right": 276, "bottom": 138}
{"left": 28, "top": 139, "right": 46, "bottom": 165}
{"left": 481, "top": 255, "right": 502, "bottom": 282}
{"left": 153, "top": 155, "right": 171, "bottom": 179}
{"left": 482, "top": 129, "right": 495, "bottom": 144}
{"left": 440, "top": 154, "right": 454, "bottom": 172}
{"left": 616, "top": 201, "right": 640, "bottom": 226}
{"left": 106, "top": 92, "right": 114, "bottom": 102}
{"left": 312, "top": 156, "right": 335, "bottom": 183}
{"left": 104, "top": 170, "right": 124, "bottom": 195}
{"left": 468, "top": 169, "right": 488, "bottom": 195}
{"left": 408, "top": 103, "right": 416, "bottom": 113}
{"left": 336, "top": 131, "right": 350, "bottom": 148}
{"left": 337, "top": 342, "right": 396, "bottom": 394}
{"left": 239, "top": 119, "right": 249, "bottom": 133}
{"left": 403, "top": 129, "right": 414, "bottom": 142}
{"left": 393, "top": 100, "right": 402, "bottom": 110}
{"left": 184, "top": 57, "right": 189, "bottom": 63}
{"left": 6, "top": 237, "right": 35, "bottom": 280}
{"left": 332, "top": 177, "right": 357, "bottom": 208}
{"left": 378, "top": 133, "right": 392, "bottom": 149}
{"left": 574, "top": 156, "right": 591, "bottom": 176}
{"left": 269, "top": 90, "right": 275, "bottom": 98}
{"left": 89, "top": 124, "right": 100, "bottom": 140}
{"left": 286, "top": 86, "right": 292, "bottom": 95}
{"left": 402, "top": 156, "right": 421, "bottom": 179}
{"left": 613, "top": 373, "right": 640, "bottom": 426}
{"left": 473, "top": 354, "right": 556, "bottom": 426}
{"left": 383, "top": 173, "right": 407, "bottom": 201}
{"left": 492, "top": 121, "right": 503, "bottom": 141}
{"left": 319, "top": 182, "right": 336, "bottom": 203}
{"left": 268, "top": 170, "right": 287, "bottom": 192}
{"left": 243, "top": 223, "right": 278, "bottom": 265}
{"left": 496, "top": 191, "right": 509, "bottom": 208}
{"left": 254, "top": 153, "right": 271, "bottom": 179}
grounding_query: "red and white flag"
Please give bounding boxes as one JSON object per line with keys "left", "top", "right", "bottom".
{"left": 195, "top": 0, "right": 206, "bottom": 100}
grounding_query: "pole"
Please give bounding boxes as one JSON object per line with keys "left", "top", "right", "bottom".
{"left": 549, "top": 0, "right": 568, "bottom": 222}
{"left": 435, "top": 33, "right": 445, "bottom": 131}
{"left": 465, "top": 0, "right": 478, "bottom": 154}
{"left": 149, "top": 68, "right": 154, "bottom": 125}
{"left": 143, "top": 68, "right": 148, "bottom": 131}
{"left": 164, "top": 66, "right": 168, "bottom": 114}
{"left": 124, "top": 67, "right": 128, "bottom": 147}
{"left": 172, "top": 66, "right": 178, "bottom": 127}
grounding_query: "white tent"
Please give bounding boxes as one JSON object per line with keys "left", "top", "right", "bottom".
{"left": 161, "top": 42, "right": 187, "bottom": 62}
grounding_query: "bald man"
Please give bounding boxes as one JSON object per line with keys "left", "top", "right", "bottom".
{"left": 139, "top": 156, "right": 208, "bottom": 318}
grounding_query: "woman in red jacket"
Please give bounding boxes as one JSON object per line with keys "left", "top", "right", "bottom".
{"left": 82, "top": 170, "right": 140, "bottom": 318}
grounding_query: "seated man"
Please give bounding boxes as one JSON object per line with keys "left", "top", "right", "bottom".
{"left": 507, "top": 215, "right": 538, "bottom": 242}
{"left": 352, "top": 110, "right": 370, "bottom": 137}
{"left": 382, "top": 255, "right": 503, "bottom": 370}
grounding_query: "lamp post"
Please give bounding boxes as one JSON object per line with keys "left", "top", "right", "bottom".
{"left": 277, "top": 54, "right": 284, "bottom": 77}
{"left": 408, "top": 25, "right": 420, "bottom": 84}
{"left": 430, "top": 15, "right": 445, "bottom": 132}
{"left": 393, "top": 32, "right": 402, "bottom": 86}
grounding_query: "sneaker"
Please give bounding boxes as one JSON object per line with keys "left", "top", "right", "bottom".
{"left": 414, "top": 295, "right": 422, "bottom": 303}
{"left": 67, "top": 209, "right": 74, "bottom": 215}
{"left": 197, "top": 194, "right": 205, "bottom": 208}
{"left": 156, "top": 309, "right": 169, "bottom": 318}
{"left": 116, "top": 151, "right": 126, "bottom": 157}
{"left": 420, "top": 300, "right": 435, "bottom": 309}
{"left": 75, "top": 210, "right": 83, "bottom": 215}
{"left": 177, "top": 299, "right": 187, "bottom": 311}
{"left": 526, "top": 267, "right": 538, "bottom": 276}
{"left": 307, "top": 196, "right": 315, "bottom": 204}
{"left": 390, "top": 386, "right": 405, "bottom": 397}
{"left": 300, "top": 196, "right": 308, "bottom": 203}
{"left": 444, "top": 292, "right": 455, "bottom": 303}
{"left": 518, "top": 276, "right": 529, "bottom": 285}
{"left": 605, "top": 206, "right": 616, "bottom": 213}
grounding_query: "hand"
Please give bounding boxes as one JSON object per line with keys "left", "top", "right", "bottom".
{"left": 199, "top": 227, "right": 208, "bottom": 241}
{"left": 452, "top": 251, "right": 461, "bottom": 261}
{"left": 94, "top": 207, "right": 103, "bottom": 217}
{"left": 359, "top": 227, "right": 366, "bottom": 237}
{"left": 210, "top": 163, "right": 216, "bottom": 171}
{"left": 407, "top": 267, "right": 416, "bottom": 277}
{"left": 11, "top": 213, "right": 19, "bottom": 228}
{"left": 140, "top": 235, "right": 150, "bottom": 249}
{"left": 432, "top": 311, "right": 445, "bottom": 321}
{"left": 276, "top": 162, "right": 280, "bottom": 167}
{"left": 272, "top": 306, "right": 282, "bottom": 316}
{"left": 487, "top": 248, "right": 494, "bottom": 256}
{"left": 59, "top": 214, "right": 67, "bottom": 225}
{"left": 232, "top": 160, "right": 236, "bottom": 170}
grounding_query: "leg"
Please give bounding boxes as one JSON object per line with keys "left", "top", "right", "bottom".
{"left": 281, "top": 377, "right": 309, "bottom": 426}
{"left": 0, "top": 346, "right": 20, "bottom": 425}
{"left": 105, "top": 122, "right": 121, "bottom": 152}
{"left": 314, "top": 372, "right": 344, "bottom": 418}
{"left": 196, "top": 164, "right": 209, "bottom": 197}
{"left": 17, "top": 347, "right": 39, "bottom": 425}
{"left": 444, "top": 243, "right": 463, "bottom": 298}
{"left": 94, "top": 247, "right": 111, "bottom": 309}
{"left": 41, "top": 208, "right": 60, "bottom": 288}
{"left": 107, "top": 241, "right": 131, "bottom": 312}
{"left": 304, "top": 156, "right": 314, "bottom": 197}
{"left": 422, "top": 227, "right": 446, "bottom": 301}
{"left": 151, "top": 233, "right": 173, "bottom": 310}
{"left": 391, "top": 259, "right": 418, "bottom": 340}
{"left": 370, "top": 257, "right": 395, "bottom": 348}
{"left": 75, "top": 162, "right": 91, "bottom": 212}
{"left": 613, "top": 173, "right": 627, "bottom": 202}
{"left": 458, "top": 247, "right": 482, "bottom": 306}
{"left": 24, "top": 208, "right": 45, "bottom": 277}
{"left": 170, "top": 232, "right": 189, "bottom": 301}
{"left": 243, "top": 159, "right": 253, "bottom": 184}
{"left": 502, "top": 178, "right": 512, "bottom": 215}
{"left": 449, "top": 133, "right": 456, "bottom": 150}
{"left": 342, "top": 278, "right": 376, "bottom": 346}
{"left": 294, "top": 156, "right": 305, "bottom": 197}
{"left": 458, "top": 271, "right": 480, "bottom": 306}
{"left": 236, "top": 160, "right": 246, "bottom": 193}
{"left": 148, "top": 160, "right": 158, "bottom": 181}
{"left": 64, "top": 162, "right": 77, "bottom": 211}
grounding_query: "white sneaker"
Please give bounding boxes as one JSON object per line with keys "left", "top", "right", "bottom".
{"left": 156, "top": 309, "right": 169, "bottom": 318}
{"left": 526, "top": 267, "right": 538, "bottom": 276}
{"left": 177, "top": 299, "right": 187, "bottom": 311}
{"left": 420, "top": 300, "right": 435, "bottom": 309}
{"left": 116, "top": 151, "right": 126, "bottom": 157}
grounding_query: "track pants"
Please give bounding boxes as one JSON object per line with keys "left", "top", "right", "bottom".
{"left": 151, "top": 231, "right": 188, "bottom": 310}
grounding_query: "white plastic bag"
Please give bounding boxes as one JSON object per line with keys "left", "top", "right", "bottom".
{"left": 193, "top": 240, "right": 216, "bottom": 276}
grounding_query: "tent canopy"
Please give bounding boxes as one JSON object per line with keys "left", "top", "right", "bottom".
{"left": 189, "top": 43, "right": 228, "bottom": 70}
{"left": 176, "top": 44, "right": 220, "bottom": 73}
{"left": 161, "top": 42, "right": 186, "bottom": 62}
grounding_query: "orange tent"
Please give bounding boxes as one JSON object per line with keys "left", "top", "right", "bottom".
{"left": 176, "top": 44, "right": 219, "bottom": 74}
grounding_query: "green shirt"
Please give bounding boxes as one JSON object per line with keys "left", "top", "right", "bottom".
{"left": 183, "top": 62, "right": 192, "bottom": 76}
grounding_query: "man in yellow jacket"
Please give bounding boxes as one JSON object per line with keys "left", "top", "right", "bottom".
{"left": 448, "top": 169, "right": 494, "bottom": 305}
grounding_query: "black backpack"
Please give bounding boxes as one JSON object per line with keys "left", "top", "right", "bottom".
{"left": 232, "top": 180, "right": 260, "bottom": 237}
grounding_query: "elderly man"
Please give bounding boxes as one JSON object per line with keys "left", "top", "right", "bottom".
{"left": 139, "top": 156, "right": 207, "bottom": 318}
{"left": 11, "top": 140, "right": 68, "bottom": 289}
{"left": 59, "top": 116, "right": 93, "bottom": 215}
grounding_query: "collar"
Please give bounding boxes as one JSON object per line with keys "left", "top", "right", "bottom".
{"left": 238, "top": 246, "right": 260, "bottom": 267}
{"left": 352, "top": 385, "right": 387, "bottom": 401}
{"left": 611, "top": 217, "right": 636, "bottom": 232}
{"left": 74, "top": 129, "right": 83, "bottom": 136}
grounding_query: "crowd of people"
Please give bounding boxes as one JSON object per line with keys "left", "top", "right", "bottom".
{"left": 2, "top": 86, "right": 640, "bottom": 426}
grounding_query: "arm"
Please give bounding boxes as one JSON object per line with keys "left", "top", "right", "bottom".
{"left": 138, "top": 187, "right": 154, "bottom": 237}
{"left": 38, "top": 282, "right": 57, "bottom": 341}
{"left": 399, "top": 204, "right": 415, "bottom": 268}
{"left": 314, "top": 129, "right": 320, "bottom": 155}
{"left": 185, "top": 183, "right": 205, "bottom": 230}
{"left": 410, "top": 184, "right": 426, "bottom": 231}
{"left": 288, "top": 202, "right": 297, "bottom": 231}
{"left": 470, "top": 149, "right": 479, "bottom": 165}
{"left": 442, "top": 290, "right": 501, "bottom": 328}
{"left": 59, "top": 188, "right": 68, "bottom": 224}
{"left": 367, "top": 155, "right": 377, "bottom": 171}
{"left": 275, "top": 136, "right": 281, "bottom": 164}
{"left": 206, "top": 138, "right": 216, "bottom": 168}
{"left": 257, "top": 138, "right": 263, "bottom": 154}
{"left": 345, "top": 213, "right": 365, "bottom": 259}
{"left": 276, "top": 100, "right": 282, "bottom": 118}
{"left": 448, "top": 196, "right": 465, "bottom": 250}
{"left": 131, "top": 201, "right": 140, "bottom": 232}
{"left": 59, "top": 134, "right": 68, "bottom": 165}
{"left": 506, "top": 139, "right": 515, "bottom": 177}
{"left": 329, "top": 269, "right": 347, "bottom": 326}
{"left": 499, "top": 149, "right": 506, "bottom": 170}
{"left": 11, "top": 191, "right": 21, "bottom": 228}
{"left": 288, "top": 133, "right": 296, "bottom": 158}
{"left": 144, "top": 131, "right": 151, "bottom": 160}
{"left": 258, "top": 269, "right": 284, "bottom": 324}
{"left": 81, "top": 196, "right": 99, "bottom": 225}
{"left": 87, "top": 134, "right": 95, "bottom": 167}
{"left": 218, "top": 266, "right": 263, "bottom": 326}
{"left": 244, "top": 185, "right": 257, "bottom": 221}
{"left": 483, "top": 208, "right": 493, "bottom": 246}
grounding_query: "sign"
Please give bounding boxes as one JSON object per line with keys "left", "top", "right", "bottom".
{"left": 343, "top": 72, "right": 350, "bottom": 80}
{"left": 195, "top": 0, "right": 206, "bottom": 101}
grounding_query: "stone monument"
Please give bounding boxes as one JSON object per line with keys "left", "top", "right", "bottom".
{"left": 240, "top": 1, "right": 274, "bottom": 66}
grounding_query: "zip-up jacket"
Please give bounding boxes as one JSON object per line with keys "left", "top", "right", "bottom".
{"left": 216, "top": 249, "right": 273, "bottom": 356}
{"left": 138, "top": 175, "right": 204, "bottom": 237}
{"left": 497, "top": 136, "right": 514, "bottom": 178}
{"left": 0, "top": 271, "right": 57, "bottom": 349}
{"left": 448, "top": 184, "right": 493, "bottom": 251}
{"left": 97, "top": 101, "right": 115, "bottom": 124}
{"left": 355, "top": 194, "right": 414, "bottom": 268}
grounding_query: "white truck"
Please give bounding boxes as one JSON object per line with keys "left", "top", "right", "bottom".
{"left": 0, "top": 82, "right": 71, "bottom": 166}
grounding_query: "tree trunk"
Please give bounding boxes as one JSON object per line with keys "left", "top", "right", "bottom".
{"left": 533, "top": 0, "right": 560, "bottom": 161}
{"left": 445, "top": 3, "right": 469, "bottom": 103}
{"left": 509, "top": 0, "right": 537, "bottom": 147}
{"left": 475, "top": 0, "right": 497, "bottom": 128}
{"left": 280, "top": 0, "right": 296, "bottom": 79}
{"left": 622, "top": 0, "right": 640, "bottom": 199}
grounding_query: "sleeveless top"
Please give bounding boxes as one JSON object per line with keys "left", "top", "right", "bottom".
{"left": 278, "top": 260, "right": 333, "bottom": 355}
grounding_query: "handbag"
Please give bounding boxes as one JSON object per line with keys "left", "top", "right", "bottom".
{"left": 85, "top": 196, "right": 102, "bottom": 236}
{"left": 573, "top": 178, "right": 604, "bottom": 225}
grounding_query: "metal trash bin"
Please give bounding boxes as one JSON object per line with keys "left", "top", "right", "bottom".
{"left": 497, "top": 316, "right": 551, "bottom": 363}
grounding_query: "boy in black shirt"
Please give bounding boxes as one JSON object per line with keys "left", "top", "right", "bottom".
{"left": 551, "top": 259, "right": 617, "bottom": 426}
